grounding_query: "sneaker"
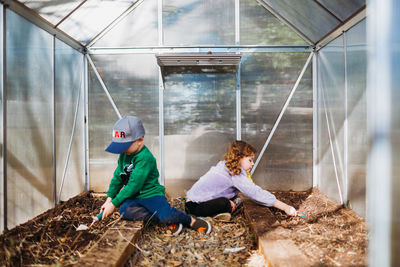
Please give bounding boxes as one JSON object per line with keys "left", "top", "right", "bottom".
{"left": 213, "top": 212, "right": 232, "bottom": 222}
{"left": 168, "top": 223, "right": 183, "bottom": 236}
{"left": 190, "top": 217, "right": 212, "bottom": 234}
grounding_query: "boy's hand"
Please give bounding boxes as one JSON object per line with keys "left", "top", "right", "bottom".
{"left": 285, "top": 206, "right": 297, "bottom": 216}
{"left": 102, "top": 202, "right": 116, "bottom": 220}
{"left": 100, "top": 197, "right": 113, "bottom": 211}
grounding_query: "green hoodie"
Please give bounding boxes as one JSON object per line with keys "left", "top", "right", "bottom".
{"left": 107, "top": 146, "right": 165, "bottom": 207}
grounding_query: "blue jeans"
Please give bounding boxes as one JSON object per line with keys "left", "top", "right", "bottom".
{"left": 119, "top": 195, "right": 192, "bottom": 227}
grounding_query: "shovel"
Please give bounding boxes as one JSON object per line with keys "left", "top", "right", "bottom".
{"left": 76, "top": 211, "right": 103, "bottom": 231}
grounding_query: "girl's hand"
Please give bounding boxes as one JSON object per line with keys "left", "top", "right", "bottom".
{"left": 285, "top": 206, "right": 297, "bottom": 216}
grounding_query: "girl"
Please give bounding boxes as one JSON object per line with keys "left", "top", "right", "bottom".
{"left": 185, "top": 140, "right": 297, "bottom": 221}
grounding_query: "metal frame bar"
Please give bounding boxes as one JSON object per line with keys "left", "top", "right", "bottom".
{"left": 321, "top": 81, "right": 344, "bottom": 205}
{"left": 257, "top": 0, "right": 314, "bottom": 46}
{"left": 316, "top": 7, "right": 366, "bottom": 51}
{"left": 87, "top": 0, "right": 145, "bottom": 48}
{"left": 83, "top": 53, "right": 89, "bottom": 191}
{"left": 343, "top": 31, "right": 348, "bottom": 204}
{"left": 57, "top": 71, "right": 82, "bottom": 203}
{"left": 87, "top": 55, "right": 122, "bottom": 119}
{"left": 251, "top": 52, "right": 313, "bottom": 174}
{"left": 235, "top": 0, "right": 240, "bottom": 45}
{"left": 1, "top": 3, "right": 6, "bottom": 231}
{"left": 158, "top": 68, "right": 164, "bottom": 185}
{"left": 236, "top": 64, "right": 241, "bottom": 140}
{"left": 52, "top": 36, "right": 56, "bottom": 205}
{"left": 1, "top": 0, "right": 84, "bottom": 53}
{"left": 312, "top": 50, "right": 318, "bottom": 187}
{"left": 54, "top": 0, "right": 87, "bottom": 28}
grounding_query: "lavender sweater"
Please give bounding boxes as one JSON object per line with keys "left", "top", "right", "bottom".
{"left": 186, "top": 161, "right": 276, "bottom": 206}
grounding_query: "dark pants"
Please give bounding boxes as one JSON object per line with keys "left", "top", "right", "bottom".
{"left": 185, "top": 197, "right": 232, "bottom": 217}
{"left": 119, "top": 195, "right": 192, "bottom": 227}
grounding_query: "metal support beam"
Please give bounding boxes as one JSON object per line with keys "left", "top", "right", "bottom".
{"left": 83, "top": 53, "right": 89, "bottom": 191}
{"left": 236, "top": 64, "right": 241, "bottom": 140}
{"left": 235, "top": 0, "right": 240, "bottom": 45}
{"left": 312, "top": 51, "right": 318, "bottom": 188}
{"left": 252, "top": 52, "right": 313, "bottom": 175}
{"left": 343, "top": 31, "right": 348, "bottom": 204}
{"left": 158, "top": 68, "right": 164, "bottom": 185}
{"left": 52, "top": 36, "right": 56, "bottom": 205}
{"left": 87, "top": 55, "right": 122, "bottom": 119}
{"left": 1, "top": 3, "right": 6, "bottom": 231}
{"left": 88, "top": 45, "right": 311, "bottom": 55}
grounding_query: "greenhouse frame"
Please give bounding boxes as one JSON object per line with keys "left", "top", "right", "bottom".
{"left": 0, "top": 0, "right": 398, "bottom": 265}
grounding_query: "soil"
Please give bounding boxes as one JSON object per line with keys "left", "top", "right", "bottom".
{"left": 0, "top": 189, "right": 367, "bottom": 267}
{"left": 0, "top": 191, "right": 116, "bottom": 266}
{"left": 244, "top": 188, "right": 367, "bottom": 266}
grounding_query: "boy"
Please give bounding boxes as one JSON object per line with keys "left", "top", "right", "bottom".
{"left": 100, "top": 116, "right": 211, "bottom": 235}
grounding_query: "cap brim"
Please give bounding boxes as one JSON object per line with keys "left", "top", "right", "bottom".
{"left": 105, "top": 141, "right": 134, "bottom": 154}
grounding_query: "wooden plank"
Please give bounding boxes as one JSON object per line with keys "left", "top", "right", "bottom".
{"left": 76, "top": 220, "right": 143, "bottom": 266}
{"left": 260, "top": 239, "right": 310, "bottom": 267}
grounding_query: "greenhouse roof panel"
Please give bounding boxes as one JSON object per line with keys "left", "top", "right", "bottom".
{"left": 260, "top": 0, "right": 365, "bottom": 44}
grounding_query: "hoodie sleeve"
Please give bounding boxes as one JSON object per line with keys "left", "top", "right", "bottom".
{"left": 231, "top": 173, "right": 276, "bottom": 206}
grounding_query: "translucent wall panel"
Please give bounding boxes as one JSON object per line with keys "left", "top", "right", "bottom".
{"left": 317, "top": 36, "right": 345, "bottom": 204}
{"left": 163, "top": 72, "right": 236, "bottom": 195}
{"left": 55, "top": 39, "right": 85, "bottom": 201}
{"left": 261, "top": 0, "right": 341, "bottom": 44}
{"left": 346, "top": 20, "right": 366, "bottom": 217}
{"left": 94, "top": 0, "right": 158, "bottom": 47}
{"left": 259, "top": 65, "right": 312, "bottom": 190}
{"left": 89, "top": 55, "right": 159, "bottom": 192}
{"left": 241, "top": 52, "right": 312, "bottom": 190}
{"left": 6, "top": 10, "right": 53, "bottom": 228}
{"left": 58, "top": 0, "right": 135, "bottom": 45}
{"left": 240, "top": 0, "right": 306, "bottom": 45}
{"left": 163, "top": 0, "right": 235, "bottom": 46}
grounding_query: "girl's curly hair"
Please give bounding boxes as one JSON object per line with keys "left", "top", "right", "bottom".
{"left": 223, "top": 140, "right": 256, "bottom": 176}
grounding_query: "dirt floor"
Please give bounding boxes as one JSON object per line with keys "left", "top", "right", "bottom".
{"left": 0, "top": 192, "right": 113, "bottom": 266}
{"left": 244, "top": 189, "right": 367, "bottom": 266}
{"left": 0, "top": 189, "right": 367, "bottom": 266}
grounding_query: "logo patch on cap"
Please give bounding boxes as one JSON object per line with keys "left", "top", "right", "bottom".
{"left": 113, "top": 130, "right": 126, "bottom": 138}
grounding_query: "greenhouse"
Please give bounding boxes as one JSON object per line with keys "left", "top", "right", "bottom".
{"left": 0, "top": 0, "right": 398, "bottom": 266}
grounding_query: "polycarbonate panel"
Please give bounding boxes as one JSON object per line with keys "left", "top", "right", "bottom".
{"left": 18, "top": 0, "right": 82, "bottom": 26}
{"left": 55, "top": 39, "right": 85, "bottom": 201}
{"left": 163, "top": 0, "right": 235, "bottom": 46}
{"left": 6, "top": 10, "right": 53, "bottom": 228}
{"left": 89, "top": 54, "right": 159, "bottom": 192}
{"left": 240, "top": 0, "right": 306, "bottom": 45}
{"left": 317, "top": 36, "right": 345, "bottom": 204}
{"left": 258, "top": 64, "right": 312, "bottom": 191}
{"left": 346, "top": 19, "right": 366, "bottom": 217}
{"left": 94, "top": 0, "right": 157, "bottom": 47}
{"left": 241, "top": 52, "right": 312, "bottom": 190}
{"left": 58, "top": 0, "right": 135, "bottom": 45}
{"left": 163, "top": 71, "right": 236, "bottom": 196}
{"left": 317, "top": 0, "right": 365, "bottom": 22}
{"left": 261, "top": 0, "right": 341, "bottom": 44}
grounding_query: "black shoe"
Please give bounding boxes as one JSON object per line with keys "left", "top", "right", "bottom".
{"left": 190, "top": 217, "right": 212, "bottom": 234}
{"left": 168, "top": 223, "right": 183, "bottom": 235}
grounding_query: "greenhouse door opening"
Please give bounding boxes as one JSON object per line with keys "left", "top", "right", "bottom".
{"left": 157, "top": 54, "right": 241, "bottom": 195}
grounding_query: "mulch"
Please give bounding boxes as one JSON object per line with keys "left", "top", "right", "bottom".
{"left": 0, "top": 189, "right": 367, "bottom": 266}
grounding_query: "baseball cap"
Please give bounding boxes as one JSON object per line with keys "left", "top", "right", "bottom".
{"left": 105, "top": 116, "right": 145, "bottom": 154}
